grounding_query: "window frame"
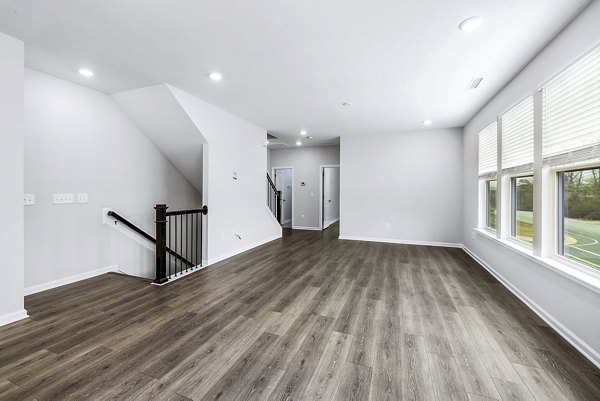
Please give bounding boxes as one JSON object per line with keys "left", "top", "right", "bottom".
{"left": 484, "top": 179, "right": 498, "bottom": 232}
{"left": 510, "top": 174, "right": 535, "bottom": 247}
{"left": 553, "top": 163, "right": 600, "bottom": 274}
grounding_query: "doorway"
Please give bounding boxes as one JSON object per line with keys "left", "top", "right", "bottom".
{"left": 272, "top": 167, "right": 293, "bottom": 228}
{"left": 320, "top": 165, "right": 340, "bottom": 230}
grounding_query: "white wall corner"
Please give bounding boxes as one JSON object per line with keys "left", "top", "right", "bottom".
{"left": 0, "top": 309, "right": 29, "bottom": 327}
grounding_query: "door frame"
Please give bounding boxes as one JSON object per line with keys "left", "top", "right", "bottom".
{"left": 271, "top": 166, "right": 294, "bottom": 226}
{"left": 319, "top": 164, "right": 340, "bottom": 231}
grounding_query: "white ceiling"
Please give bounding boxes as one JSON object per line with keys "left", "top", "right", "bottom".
{"left": 0, "top": 0, "right": 590, "bottom": 146}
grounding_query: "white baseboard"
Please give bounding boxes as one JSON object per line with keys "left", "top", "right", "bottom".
{"left": 338, "top": 235, "right": 462, "bottom": 248}
{"left": 462, "top": 245, "right": 600, "bottom": 370}
{"left": 151, "top": 264, "right": 208, "bottom": 286}
{"left": 206, "top": 234, "right": 281, "bottom": 266}
{"left": 323, "top": 218, "right": 339, "bottom": 229}
{"left": 24, "top": 265, "right": 118, "bottom": 296}
{"left": 292, "top": 226, "right": 321, "bottom": 231}
{"left": 0, "top": 309, "right": 29, "bottom": 327}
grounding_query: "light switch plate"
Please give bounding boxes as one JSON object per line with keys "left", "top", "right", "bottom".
{"left": 77, "top": 193, "right": 88, "bottom": 203}
{"left": 24, "top": 194, "right": 35, "bottom": 206}
{"left": 53, "top": 193, "right": 74, "bottom": 204}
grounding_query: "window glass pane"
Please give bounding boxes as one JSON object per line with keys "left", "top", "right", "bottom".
{"left": 561, "top": 168, "right": 600, "bottom": 270}
{"left": 513, "top": 176, "right": 534, "bottom": 244}
{"left": 486, "top": 180, "right": 497, "bottom": 230}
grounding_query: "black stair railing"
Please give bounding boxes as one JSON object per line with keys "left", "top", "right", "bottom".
{"left": 154, "top": 204, "right": 208, "bottom": 284}
{"left": 267, "top": 173, "right": 282, "bottom": 224}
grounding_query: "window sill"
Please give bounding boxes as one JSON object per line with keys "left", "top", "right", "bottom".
{"left": 473, "top": 228, "right": 600, "bottom": 295}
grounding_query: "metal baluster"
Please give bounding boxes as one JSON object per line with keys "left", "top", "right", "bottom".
{"left": 168, "top": 216, "right": 171, "bottom": 279}
{"left": 196, "top": 212, "right": 199, "bottom": 266}
{"left": 186, "top": 214, "right": 189, "bottom": 272}
{"left": 180, "top": 214, "right": 183, "bottom": 275}
{"left": 174, "top": 216, "right": 178, "bottom": 277}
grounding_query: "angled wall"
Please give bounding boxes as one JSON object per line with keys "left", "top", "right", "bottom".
{"left": 0, "top": 32, "right": 26, "bottom": 325}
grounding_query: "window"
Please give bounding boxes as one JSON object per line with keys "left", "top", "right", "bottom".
{"left": 511, "top": 176, "right": 534, "bottom": 244}
{"left": 502, "top": 96, "right": 534, "bottom": 174}
{"left": 486, "top": 180, "right": 497, "bottom": 230}
{"left": 478, "top": 121, "right": 498, "bottom": 177}
{"left": 543, "top": 45, "right": 600, "bottom": 166}
{"left": 558, "top": 167, "right": 600, "bottom": 270}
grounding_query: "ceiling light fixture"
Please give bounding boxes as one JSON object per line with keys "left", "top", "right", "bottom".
{"left": 296, "top": 141, "right": 302, "bottom": 146}
{"left": 423, "top": 120, "right": 433, "bottom": 126}
{"left": 342, "top": 101, "right": 353, "bottom": 106}
{"left": 307, "top": 136, "right": 314, "bottom": 139}
{"left": 78, "top": 68, "right": 94, "bottom": 77}
{"left": 300, "top": 130, "right": 307, "bottom": 136}
{"left": 209, "top": 72, "right": 223, "bottom": 81}
{"left": 458, "top": 16, "right": 484, "bottom": 32}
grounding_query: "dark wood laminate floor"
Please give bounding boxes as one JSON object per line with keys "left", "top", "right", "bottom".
{"left": 1, "top": 224, "right": 599, "bottom": 400}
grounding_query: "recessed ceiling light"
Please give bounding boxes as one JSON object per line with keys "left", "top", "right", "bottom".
{"left": 458, "top": 16, "right": 484, "bottom": 32}
{"left": 209, "top": 72, "right": 223, "bottom": 81}
{"left": 342, "top": 102, "right": 353, "bottom": 106}
{"left": 296, "top": 141, "right": 302, "bottom": 146}
{"left": 423, "top": 120, "right": 433, "bottom": 126}
{"left": 300, "top": 130, "right": 307, "bottom": 136}
{"left": 78, "top": 68, "right": 94, "bottom": 77}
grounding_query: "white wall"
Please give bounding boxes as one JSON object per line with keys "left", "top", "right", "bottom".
{"left": 169, "top": 86, "right": 282, "bottom": 263}
{"left": 463, "top": 1, "right": 600, "bottom": 367}
{"left": 0, "top": 32, "right": 26, "bottom": 325}
{"left": 340, "top": 130, "right": 463, "bottom": 246}
{"left": 24, "top": 70, "right": 202, "bottom": 289}
{"left": 270, "top": 146, "right": 340, "bottom": 229}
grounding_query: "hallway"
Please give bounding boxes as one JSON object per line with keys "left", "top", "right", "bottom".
{"left": 0, "top": 224, "right": 598, "bottom": 400}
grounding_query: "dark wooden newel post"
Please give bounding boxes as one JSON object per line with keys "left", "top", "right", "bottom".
{"left": 154, "top": 204, "right": 169, "bottom": 284}
{"left": 276, "top": 191, "right": 282, "bottom": 223}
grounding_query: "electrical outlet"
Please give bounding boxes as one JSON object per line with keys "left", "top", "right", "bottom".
{"left": 24, "top": 194, "right": 35, "bottom": 206}
{"left": 77, "top": 193, "right": 88, "bottom": 203}
{"left": 385, "top": 222, "right": 390, "bottom": 229}
{"left": 53, "top": 193, "right": 74, "bottom": 205}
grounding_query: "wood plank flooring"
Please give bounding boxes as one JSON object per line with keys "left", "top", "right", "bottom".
{"left": 1, "top": 223, "right": 599, "bottom": 400}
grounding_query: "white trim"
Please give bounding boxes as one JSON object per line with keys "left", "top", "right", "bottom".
{"left": 206, "top": 234, "right": 281, "bottom": 266}
{"left": 282, "top": 219, "right": 292, "bottom": 224}
{"left": 323, "top": 218, "right": 339, "bottom": 229}
{"left": 24, "top": 265, "right": 118, "bottom": 296}
{"left": 338, "top": 235, "right": 462, "bottom": 248}
{"left": 319, "top": 164, "right": 340, "bottom": 231}
{"left": 271, "top": 166, "right": 294, "bottom": 227}
{"left": 292, "top": 226, "right": 321, "bottom": 231}
{"left": 0, "top": 309, "right": 29, "bottom": 327}
{"left": 265, "top": 205, "right": 282, "bottom": 229}
{"left": 462, "top": 245, "right": 600, "bottom": 370}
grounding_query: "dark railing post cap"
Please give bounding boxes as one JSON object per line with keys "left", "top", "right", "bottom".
{"left": 155, "top": 204, "right": 168, "bottom": 210}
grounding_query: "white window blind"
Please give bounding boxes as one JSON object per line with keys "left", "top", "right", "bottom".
{"left": 543, "top": 45, "right": 600, "bottom": 165}
{"left": 501, "top": 96, "right": 534, "bottom": 173}
{"left": 479, "top": 121, "right": 498, "bottom": 178}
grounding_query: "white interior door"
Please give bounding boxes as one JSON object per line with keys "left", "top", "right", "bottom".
{"left": 322, "top": 167, "right": 340, "bottom": 229}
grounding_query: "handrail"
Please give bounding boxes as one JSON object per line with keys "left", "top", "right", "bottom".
{"left": 267, "top": 173, "right": 277, "bottom": 191}
{"left": 107, "top": 211, "right": 155, "bottom": 243}
{"left": 266, "top": 173, "right": 282, "bottom": 224}
{"left": 107, "top": 210, "right": 194, "bottom": 268}
{"left": 166, "top": 206, "right": 208, "bottom": 217}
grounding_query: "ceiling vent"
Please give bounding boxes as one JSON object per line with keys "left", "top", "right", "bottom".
{"left": 467, "top": 77, "right": 483, "bottom": 90}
